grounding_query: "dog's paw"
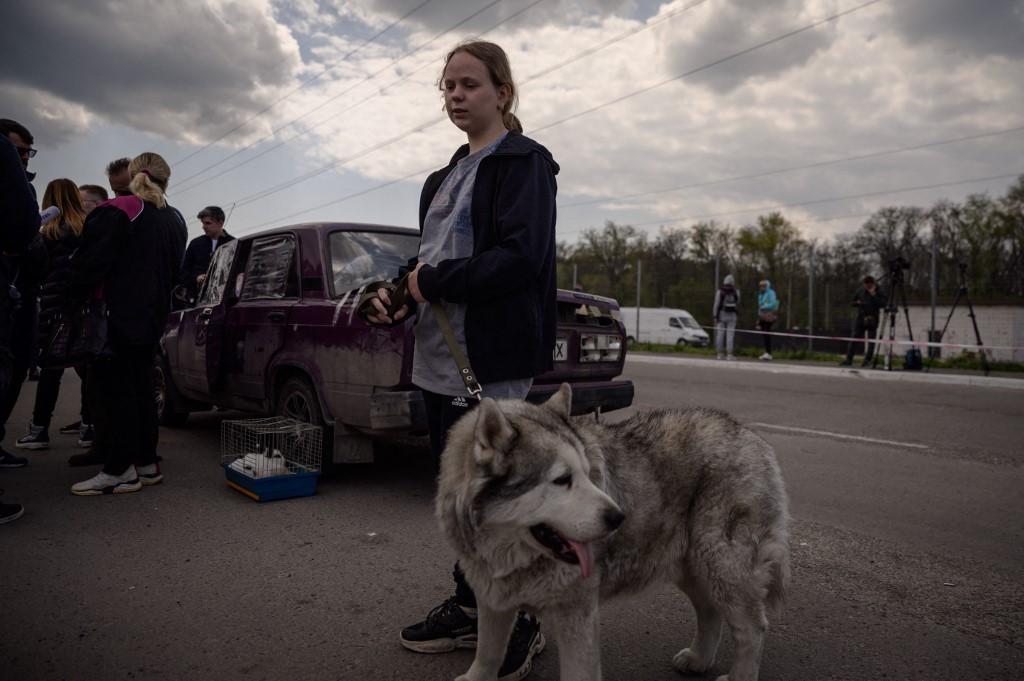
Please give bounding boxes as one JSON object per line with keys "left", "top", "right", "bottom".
{"left": 672, "top": 648, "right": 711, "bottom": 674}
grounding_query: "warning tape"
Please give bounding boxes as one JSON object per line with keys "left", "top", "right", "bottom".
{"left": 698, "top": 323, "right": 1022, "bottom": 352}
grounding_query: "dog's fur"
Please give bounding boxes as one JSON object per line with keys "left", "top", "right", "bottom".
{"left": 436, "top": 384, "right": 790, "bottom": 681}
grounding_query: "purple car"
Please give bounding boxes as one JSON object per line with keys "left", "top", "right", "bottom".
{"left": 157, "top": 222, "right": 634, "bottom": 465}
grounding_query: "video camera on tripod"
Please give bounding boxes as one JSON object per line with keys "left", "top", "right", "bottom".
{"left": 872, "top": 255, "right": 921, "bottom": 370}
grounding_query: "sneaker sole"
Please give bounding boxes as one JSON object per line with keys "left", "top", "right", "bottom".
{"left": 71, "top": 480, "right": 143, "bottom": 496}
{"left": 0, "top": 507, "right": 25, "bottom": 524}
{"left": 498, "top": 633, "right": 546, "bottom": 681}
{"left": 139, "top": 475, "right": 163, "bottom": 486}
{"left": 399, "top": 633, "right": 477, "bottom": 654}
{"left": 15, "top": 442, "right": 49, "bottom": 450}
{"left": 77, "top": 440, "right": 94, "bottom": 448}
{"left": 0, "top": 462, "right": 28, "bottom": 468}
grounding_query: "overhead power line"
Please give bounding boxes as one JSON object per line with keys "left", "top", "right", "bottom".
{"left": 173, "top": 0, "right": 514, "bottom": 194}
{"left": 172, "top": 0, "right": 436, "bottom": 167}
{"left": 179, "top": 0, "right": 703, "bottom": 200}
{"left": 557, "top": 171, "right": 1023, "bottom": 238}
{"left": 224, "top": 0, "right": 843, "bottom": 214}
{"left": 559, "top": 125, "right": 1024, "bottom": 208}
{"left": 531, "top": 0, "right": 884, "bottom": 135}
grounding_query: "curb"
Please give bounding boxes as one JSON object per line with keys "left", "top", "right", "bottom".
{"left": 626, "top": 354, "right": 1024, "bottom": 390}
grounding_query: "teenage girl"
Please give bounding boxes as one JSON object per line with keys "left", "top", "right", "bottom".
{"left": 367, "top": 40, "right": 558, "bottom": 680}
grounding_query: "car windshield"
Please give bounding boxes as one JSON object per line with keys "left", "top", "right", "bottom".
{"left": 329, "top": 230, "right": 419, "bottom": 297}
{"left": 679, "top": 316, "right": 702, "bottom": 330}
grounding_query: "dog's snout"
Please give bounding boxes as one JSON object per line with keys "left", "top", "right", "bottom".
{"left": 603, "top": 508, "right": 625, "bottom": 531}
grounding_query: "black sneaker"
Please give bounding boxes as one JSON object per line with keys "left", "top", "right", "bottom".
{"left": 0, "top": 448, "right": 28, "bottom": 468}
{"left": 77, "top": 424, "right": 95, "bottom": 448}
{"left": 16, "top": 423, "right": 50, "bottom": 450}
{"left": 59, "top": 420, "right": 82, "bottom": 435}
{"left": 498, "top": 614, "right": 545, "bottom": 681}
{"left": 400, "top": 596, "right": 478, "bottom": 653}
{"left": 0, "top": 490, "right": 24, "bottom": 524}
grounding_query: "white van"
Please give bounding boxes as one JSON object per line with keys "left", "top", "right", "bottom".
{"left": 618, "top": 307, "right": 710, "bottom": 346}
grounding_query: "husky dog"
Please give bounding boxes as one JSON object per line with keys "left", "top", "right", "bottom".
{"left": 436, "top": 384, "right": 789, "bottom": 681}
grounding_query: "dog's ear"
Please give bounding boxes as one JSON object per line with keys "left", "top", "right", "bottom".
{"left": 543, "top": 382, "right": 572, "bottom": 420}
{"left": 473, "top": 398, "right": 516, "bottom": 474}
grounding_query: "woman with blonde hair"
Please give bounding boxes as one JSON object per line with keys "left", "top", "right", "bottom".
{"left": 367, "top": 40, "right": 557, "bottom": 679}
{"left": 65, "top": 152, "right": 186, "bottom": 495}
{"left": 17, "top": 179, "right": 94, "bottom": 451}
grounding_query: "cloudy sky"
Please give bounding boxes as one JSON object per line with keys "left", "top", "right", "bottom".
{"left": 3, "top": 0, "right": 1023, "bottom": 244}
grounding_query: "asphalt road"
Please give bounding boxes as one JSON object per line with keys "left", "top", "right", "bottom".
{"left": 1, "top": 358, "right": 1022, "bottom": 681}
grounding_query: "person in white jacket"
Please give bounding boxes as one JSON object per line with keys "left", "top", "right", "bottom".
{"left": 713, "top": 274, "right": 740, "bottom": 359}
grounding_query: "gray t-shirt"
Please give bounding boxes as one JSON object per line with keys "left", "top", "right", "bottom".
{"left": 413, "top": 134, "right": 532, "bottom": 400}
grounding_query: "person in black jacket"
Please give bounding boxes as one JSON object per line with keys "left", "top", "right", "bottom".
{"left": 0, "top": 131, "right": 41, "bottom": 521}
{"left": 840, "top": 275, "right": 887, "bottom": 366}
{"left": 366, "top": 41, "right": 556, "bottom": 680}
{"left": 67, "top": 152, "right": 186, "bottom": 495}
{"left": 178, "top": 205, "right": 234, "bottom": 304}
{"left": 0, "top": 119, "right": 47, "bottom": 470}
{"left": 15, "top": 179, "right": 95, "bottom": 451}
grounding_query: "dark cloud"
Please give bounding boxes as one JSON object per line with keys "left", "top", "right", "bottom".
{"left": 0, "top": 0, "right": 300, "bottom": 144}
{"left": 889, "top": 0, "right": 1024, "bottom": 58}
{"left": 660, "top": 0, "right": 838, "bottom": 93}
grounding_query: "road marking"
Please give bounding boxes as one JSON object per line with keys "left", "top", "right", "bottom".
{"left": 749, "top": 422, "right": 929, "bottom": 450}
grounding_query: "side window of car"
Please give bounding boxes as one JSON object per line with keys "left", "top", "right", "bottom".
{"left": 240, "top": 235, "right": 297, "bottom": 301}
{"left": 329, "top": 231, "right": 419, "bottom": 297}
{"left": 669, "top": 317, "right": 682, "bottom": 328}
{"left": 197, "top": 240, "right": 239, "bottom": 307}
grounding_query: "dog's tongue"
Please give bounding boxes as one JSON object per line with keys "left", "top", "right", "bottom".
{"left": 567, "top": 540, "right": 594, "bottom": 579}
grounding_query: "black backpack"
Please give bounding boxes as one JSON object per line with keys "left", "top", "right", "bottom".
{"left": 720, "top": 288, "right": 738, "bottom": 313}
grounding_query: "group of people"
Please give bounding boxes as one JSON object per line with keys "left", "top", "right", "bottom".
{"left": 712, "top": 273, "right": 887, "bottom": 364}
{"left": 713, "top": 276, "right": 781, "bottom": 360}
{"left": 0, "top": 117, "right": 204, "bottom": 524}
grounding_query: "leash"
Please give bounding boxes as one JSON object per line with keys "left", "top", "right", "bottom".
{"left": 433, "top": 301, "right": 483, "bottom": 402}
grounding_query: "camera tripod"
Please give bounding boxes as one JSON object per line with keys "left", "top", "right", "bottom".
{"left": 871, "top": 264, "right": 916, "bottom": 371}
{"left": 930, "top": 263, "right": 989, "bottom": 376}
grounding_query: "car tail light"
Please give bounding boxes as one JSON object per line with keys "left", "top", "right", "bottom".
{"left": 580, "top": 334, "right": 622, "bottom": 362}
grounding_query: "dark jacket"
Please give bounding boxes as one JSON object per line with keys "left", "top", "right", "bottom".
{"left": 852, "top": 285, "right": 887, "bottom": 323}
{"left": 36, "top": 224, "right": 84, "bottom": 344}
{"left": 179, "top": 231, "right": 235, "bottom": 299}
{"left": 68, "top": 196, "right": 187, "bottom": 347}
{"left": 410, "top": 131, "right": 559, "bottom": 383}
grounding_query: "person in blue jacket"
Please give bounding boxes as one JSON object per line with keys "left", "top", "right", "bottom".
{"left": 757, "top": 279, "right": 780, "bottom": 360}
{"left": 366, "top": 40, "right": 556, "bottom": 680}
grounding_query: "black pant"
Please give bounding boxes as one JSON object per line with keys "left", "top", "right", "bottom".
{"left": 844, "top": 317, "right": 879, "bottom": 363}
{"left": 759, "top": 319, "right": 774, "bottom": 354}
{"left": 32, "top": 365, "right": 91, "bottom": 428}
{"left": 92, "top": 343, "right": 158, "bottom": 476}
{"left": 0, "top": 303, "right": 36, "bottom": 443}
{"left": 422, "top": 389, "right": 479, "bottom": 608}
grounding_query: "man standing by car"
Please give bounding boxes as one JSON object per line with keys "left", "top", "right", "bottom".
{"left": 178, "top": 206, "right": 234, "bottom": 304}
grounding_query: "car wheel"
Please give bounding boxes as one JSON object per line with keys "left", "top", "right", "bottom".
{"left": 275, "top": 376, "right": 324, "bottom": 426}
{"left": 627, "top": 335, "right": 636, "bottom": 345}
{"left": 275, "top": 375, "right": 335, "bottom": 475}
{"left": 154, "top": 356, "right": 189, "bottom": 426}
{"left": 676, "top": 339, "right": 688, "bottom": 346}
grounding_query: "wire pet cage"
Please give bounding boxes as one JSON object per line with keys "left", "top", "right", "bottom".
{"left": 221, "top": 416, "right": 323, "bottom": 502}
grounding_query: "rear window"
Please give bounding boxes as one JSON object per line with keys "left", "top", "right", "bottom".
{"left": 329, "top": 231, "right": 419, "bottom": 297}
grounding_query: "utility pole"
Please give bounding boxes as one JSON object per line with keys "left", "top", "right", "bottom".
{"left": 808, "top": 247, "right": 814, "bottom": 352}
{"left": 930, "top": 229, "right": 938, "bottom": 358}
{"left": 635, "top": 260, "right": 642, "bottom": 341}
{"left": 572, "top": 263, "right": 578, "bottom": 290}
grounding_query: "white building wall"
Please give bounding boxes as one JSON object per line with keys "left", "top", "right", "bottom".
{"left": 901, "top": 305, "right": 1024, "bottom": 362}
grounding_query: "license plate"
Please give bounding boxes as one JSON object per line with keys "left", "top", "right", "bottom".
{"left": 553, "top": 337, "right": 568, "bottom": 362}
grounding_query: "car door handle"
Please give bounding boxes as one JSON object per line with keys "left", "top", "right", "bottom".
{"left": 267, "top": 311, "right": 286, "bottom": 322}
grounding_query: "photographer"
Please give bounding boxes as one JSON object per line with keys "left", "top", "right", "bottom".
{"left": 839, "top": 275, "right": 886, "bottom": 367}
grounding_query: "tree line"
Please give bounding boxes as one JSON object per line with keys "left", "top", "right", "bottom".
{"left": 558, "top": 175, "right": 1024, "bottom": 335}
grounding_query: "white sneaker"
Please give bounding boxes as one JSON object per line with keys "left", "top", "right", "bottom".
{"left": 759, "top": 352, "right": 773, "bottom": 361}
{"left": 71, "top": 467, "right": 142, "bottom": 496}
{"left": 716, "top": 354, "right": 724, "bottom": 360}
{"left": 727, "top": 355, "right": 736, "bottom": 361}
{"left": 137, "top": 462, "right": 163, "bottom": 486}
